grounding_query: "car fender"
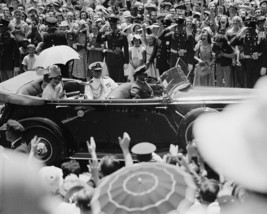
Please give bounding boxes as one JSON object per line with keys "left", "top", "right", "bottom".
{"left": 178, "top": 107, "right": 218, "bottom": 144}
{"left": 19, "top": 117, "right": 66, "bottom": 156}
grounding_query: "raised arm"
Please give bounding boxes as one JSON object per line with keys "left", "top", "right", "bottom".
{"left": 118, "top": 132, "right": 133, "bottom": 167}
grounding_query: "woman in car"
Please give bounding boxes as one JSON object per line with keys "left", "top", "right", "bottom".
{"left": 42, "top": 65, "right": 66, "bottom": 100}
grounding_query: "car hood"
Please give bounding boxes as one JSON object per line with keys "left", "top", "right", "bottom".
{"left": 171, "top": 86, "right": 255, "bottom": 104}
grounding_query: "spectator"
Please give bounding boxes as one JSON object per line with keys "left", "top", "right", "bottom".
{"left": 72, "top": 19, "right": 89, "bottom": 81}
{"left": 0, "top": 19, "right": 20, "bottom": 81}
{"left": 127, "top": 34, "right": 146, "bottom": 82}
{"left": 213, "top": 34, "right": 235, "bottom": 87}
{"left": 96, "top": 14, "right": 129, "bottom": 82}
{"left": 22, "top": 43, "right": 37, "bottom": 72}
{"left": 9, "top": 9, "right": 29, "bottom": 42}
{"left": 194, "top": 30, "right": 215, "bottom": 86}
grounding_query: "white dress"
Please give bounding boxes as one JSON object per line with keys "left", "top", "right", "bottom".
{"left": 126, "top": 46, "right": 145, "bottom": 82}
{"left": 146, "top": 45, "right": 159, "bottom": 79}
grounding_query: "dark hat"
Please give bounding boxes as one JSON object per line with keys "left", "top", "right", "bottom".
{"left": 162, "top": 16, "right": 173, "bottom": 26}
{"left": 0, "top": 19, "right": 9, "bottom": 27}
{"left": 108, "top": 14, "right": 119, "bottom": 23}
{"left": 131, "top": 142, "right": 156, "bottom": 155}
{"left": 45, "top": 16, "right": 57, "bottom": 24}
{"left": 133, "top": 65, "right": 147, "bottom": 76}
{"left": 89, "top": 61, "right": 103, "bottom": 71}
{"left": 193, "top": 12, "right": 201, "bottom": 19}
{"left": 174, "top": 15, "right": 185, "bottom": 24}
{"left": 0, "top": 120, "right": 25, "bottom": 132}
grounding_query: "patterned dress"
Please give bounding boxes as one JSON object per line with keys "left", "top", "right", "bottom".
{"left": 193, "top": 41, "right": 215, "bottom": 86}
{"left": 72, "top": 31, "right": 88, "bottom": 80}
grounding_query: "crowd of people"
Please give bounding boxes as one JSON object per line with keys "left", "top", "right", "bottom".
{"left": 1, "top": 0, "right": 267, "bottom": 89}
{"left": 1, "top": 0, "right": 267, "bottom": 213}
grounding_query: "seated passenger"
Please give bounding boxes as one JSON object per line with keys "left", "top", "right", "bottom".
{"left": 107, "top": 65, "right": 154, "bottom": 99}
{"left": 42, "top": 65, "right": 66, "bottom": 100}
{"left": 131, "top": 65, "right": 154, "bottom": 99}
{"left": 85, "top": 62, "right": 118, "bottom": 99}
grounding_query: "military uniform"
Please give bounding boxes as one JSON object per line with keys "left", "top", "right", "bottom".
{"left": 131, "top": 79, "right": 154, "bottom": 99}
{"left": 155, "top": 37, "right": 171, "bottom": 75}
{"left": 130, "top": 65, "right": 154, "bottom": 99}
{"left": 231, "top": 30, "right": 265, "bottom": 88}
{"left": 85, "top": 76, "right": 118, "bottom": 99}
{"left": 0, "top": 19, "right": 20, "bottom": 82}
{"left": 158, "top": 26, "right": 194, "bottom": 76}
{"left": 96, "top": 30, "right": 129, "bottom": 82}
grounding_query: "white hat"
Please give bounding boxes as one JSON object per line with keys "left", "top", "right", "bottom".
{"left": 193, "top": 77, "right": 267, "bottom": 193}
{"left": 122, "top": 10, "right": 133, "bottom": 18}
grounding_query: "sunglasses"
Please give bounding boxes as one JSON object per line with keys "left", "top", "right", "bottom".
{"left": 52, "top": 76, "right": 62, "bottom": 80}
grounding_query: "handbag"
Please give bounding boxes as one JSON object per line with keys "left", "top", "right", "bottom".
{"left": 198, "top": 62, "right": 212, "bottom": 77}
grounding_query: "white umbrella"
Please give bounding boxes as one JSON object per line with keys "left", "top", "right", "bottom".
{"left": 34, "top": 45, "right": 80, "bottom": 68}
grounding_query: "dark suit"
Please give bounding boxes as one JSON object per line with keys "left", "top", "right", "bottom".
{"left": 107, "top": 82, "right": 135, "bottom": 99}
{"left": 131, "top": 80, "right": 153, "bottom": 99}
{"left": 42, "top": 27, "right": 68, "bottom": 50}
{"left": 42, "top": 27, "right": 69, "bottom": 77}
{"left": 0, "top": 32, "right": 20, "bottom": 81}
{"left": 97, "top": 30, "right": 129, "bottom": 82}
{"left": 11, "top": 138, "right": 30, "bottom": 154}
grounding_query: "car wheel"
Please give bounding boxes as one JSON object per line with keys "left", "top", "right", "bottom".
{"left": 23, "top": 124, "right": 64, "bottom": 166}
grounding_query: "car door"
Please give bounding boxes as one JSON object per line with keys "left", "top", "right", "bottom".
{"left": 105, "top": 98, "right": 179, "bottom": 153}
{"left": 54, "top": 100, "right": 109, "bottom": 152}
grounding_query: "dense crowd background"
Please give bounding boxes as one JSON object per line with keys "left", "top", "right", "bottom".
{"left": 1, "top": 0, "right": 267, "bottom": 213}
{"left": 1, "top": 0, "right": 267, "bottom": 88}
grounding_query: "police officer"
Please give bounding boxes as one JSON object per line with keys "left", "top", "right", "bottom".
{"left": 0, "top": 19, "right": 20, "bottom": 82}
{"left": 231, "top": 16, "right": 265, "bottom": 88}
{"left": 42, "top": 17, "right": 68, "bottom": 50}
{"left": 96, "top": 14, "right": 129, "bottom": 82}
{"left": 158, "top": 16, "right": 194, "bottom": 76}
{"left": 131, "top": 65, "right": 154, "bottom": 99}
{"left": 85, "top": 62, "right": 118, "bottom": 99}
{"left": 131, "top": 142, "right": 157, "bottom": 162}
{"left": 155, "top": 16, "right": 172, "bottom": 75}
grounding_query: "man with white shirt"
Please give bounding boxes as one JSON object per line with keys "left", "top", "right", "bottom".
{"left": 85, "top": 62, "right": 118, "bottom": 99}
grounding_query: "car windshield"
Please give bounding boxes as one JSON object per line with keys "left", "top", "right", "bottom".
{"left": 159, "top": 59, "right": 191, "bottom": 95}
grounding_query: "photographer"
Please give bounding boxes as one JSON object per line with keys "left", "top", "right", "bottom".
{"left": 213, "top": 34, "right": 235, "bottom": 87}
{"left": 230, "top": 16, "right": 265, "bottom": 88}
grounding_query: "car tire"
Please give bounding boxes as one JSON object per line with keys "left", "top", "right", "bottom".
{"left": 23, "top": 123, "right": 64, "bottom": 166}
{"left": 179, "top": 108, "right": 218, "bottom": 152}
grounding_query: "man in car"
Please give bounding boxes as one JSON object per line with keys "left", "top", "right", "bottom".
{"left": 131, "top": 65, "right": 154, "bottom": 99}
{"left": 85, "top": 62, "right": 118, "bottom": 99}
{"left": 0, "top": 119, "right": 29, "bottom": 153}
{"left": 107, "top": 65, "right": 154, "bottom": 99}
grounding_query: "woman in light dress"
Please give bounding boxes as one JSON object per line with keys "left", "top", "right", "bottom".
{"left": 193, "top": 30, "right": 215, "bottom": 86}
{"left": 126, "top": 34, "right": 146, "bottom": 82}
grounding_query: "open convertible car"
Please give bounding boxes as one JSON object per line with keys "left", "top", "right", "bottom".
{"left": 0, "top": 68, "right": 253, "bottom": 165}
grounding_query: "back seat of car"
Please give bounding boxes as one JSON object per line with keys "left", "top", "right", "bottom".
{"left": 17, "top": 79, "right": 85, "bottom": 97}
{"left": 17, "top": 78, "right": 43, "bottom": 96}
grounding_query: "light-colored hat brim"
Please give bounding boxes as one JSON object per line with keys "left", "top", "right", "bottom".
{"left": 193, "top": 77, "right": 267, "bottom": 192}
